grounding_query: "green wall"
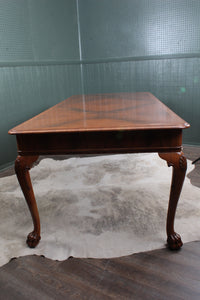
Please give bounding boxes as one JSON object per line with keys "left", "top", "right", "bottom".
{"left": 79, "top": 0, "right": 200, "bottom": 145}
{"left": 0, "top": 0, "right": 82, "bottom": 168}
{"left": 1, "top": 0, "right": 200, "bottom": 169}
{"left": 79, "top": 0, "right": 200, "bottom": 59}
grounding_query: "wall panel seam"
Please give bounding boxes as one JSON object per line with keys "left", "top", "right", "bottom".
{"left": 0, "top": 52, "right": 200, "bottom": 68}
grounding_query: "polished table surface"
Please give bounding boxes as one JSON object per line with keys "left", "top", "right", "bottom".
{"left": 10, "top": 92, "right": 189, "bottom": 134}
{"left": 9, "top": 92, "right": 190, "bottom": 250}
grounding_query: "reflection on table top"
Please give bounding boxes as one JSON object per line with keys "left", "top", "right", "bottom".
{"left": 9, "top": 92, "right": 190, "bottom": 135}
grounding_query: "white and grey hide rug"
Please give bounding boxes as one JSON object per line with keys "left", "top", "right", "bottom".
{"left": 0, "top": 153, "right": 200, "bottom": 267}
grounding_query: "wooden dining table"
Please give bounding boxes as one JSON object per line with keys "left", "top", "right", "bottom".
{"left": 9, "top": 92, "right": 190, "bottom": 250}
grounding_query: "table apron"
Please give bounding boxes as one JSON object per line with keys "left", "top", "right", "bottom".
{"left": 16, "top": 129, "right": 183, "bottom": 155}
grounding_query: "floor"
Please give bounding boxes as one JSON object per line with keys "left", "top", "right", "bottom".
{"left": 0, "top": 241, "right": 200, "bottom": 300}
{"left": 0, "top": 145, "right": 199, "bottom": 300}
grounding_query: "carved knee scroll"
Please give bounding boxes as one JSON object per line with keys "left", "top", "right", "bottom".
{"left": 160, "top": 152, "right": 187, "bottom": 171}
{"left": 159, "top": 152, "right": 187, "bottom": 250}
{"left": 15, "top": 155, "right": 41, "bottom": 248}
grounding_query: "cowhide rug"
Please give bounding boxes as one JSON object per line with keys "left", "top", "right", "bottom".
{"left": 0, "top": 153, "right": 200, "bottom": 267}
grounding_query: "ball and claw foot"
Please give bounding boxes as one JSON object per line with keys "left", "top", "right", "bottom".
{"left": 26, "top": 231, "right": 41, "bottom": 248}
{"left": 167, "top": 232, "right": 183, "bottom": 250}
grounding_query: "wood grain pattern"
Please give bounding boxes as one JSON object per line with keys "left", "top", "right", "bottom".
{"left": 9, "top": 92, "right": 189, "bottom": 134}
{"left": 0, "top": 241, "right": 200, "bottom": 300}
{"left": 8, "top": 93, "right": 190, "bottom": 249}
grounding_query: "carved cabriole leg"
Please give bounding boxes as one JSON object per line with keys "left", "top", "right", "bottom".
{"left": 158, "top": 151, "right": 187, "bottom": 250}
{"left": 15, "top": 155, "right": 41, "bottom": 248}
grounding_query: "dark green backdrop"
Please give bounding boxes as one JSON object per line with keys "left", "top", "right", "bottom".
{"left": 1, "top": 0, "right": 200, "bottom": 168}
